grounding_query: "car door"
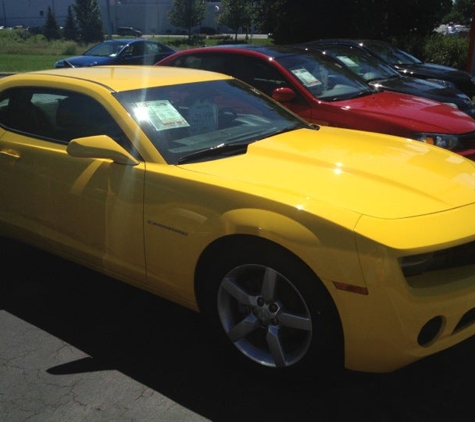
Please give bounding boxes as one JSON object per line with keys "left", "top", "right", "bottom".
{"left": 119, "top": 42, "right": 159, "bottom": 65}
{"left": 0, "top": 87, "right": 146, "bottom": 282}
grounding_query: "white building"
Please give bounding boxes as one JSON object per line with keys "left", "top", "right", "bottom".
{"left": 0, "top": 0, "right": 222, "bottom": 35}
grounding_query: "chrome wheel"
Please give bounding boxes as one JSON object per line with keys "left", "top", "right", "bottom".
{"left": 217, "top": 264, "right": 312, "bottom": 368}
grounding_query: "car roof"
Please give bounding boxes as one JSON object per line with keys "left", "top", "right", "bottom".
{"left": 101, "top": 38, "right": 145, "bottom": 44}
{"left": 305, "top": 39, "right": 391, "bottom": 48}
{"left": 355, "top": 39, "right": 392, "bottom": 48}
{"left": 176, "top": 44, "right": 311, "bottom": 59}
{"left": 304, "top": 39, "right": 359, "bottom": 45}
{"left": 4, "top": 66, "right": 233, "bottom": 92}
{"left": 305, "top": 40, "right": 396, "bottom": 61}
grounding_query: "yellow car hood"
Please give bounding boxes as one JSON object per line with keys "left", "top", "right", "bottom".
{"left": 185, "top": 126, "right": 475, "bottom": 220}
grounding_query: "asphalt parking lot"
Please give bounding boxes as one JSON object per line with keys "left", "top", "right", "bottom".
{"left": 2, "top": 237, "right": 475, "bottom": 422}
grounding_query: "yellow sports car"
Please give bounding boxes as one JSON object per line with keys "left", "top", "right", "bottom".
{"left": 2, "top": 66, "right": 475, "bottom": 376}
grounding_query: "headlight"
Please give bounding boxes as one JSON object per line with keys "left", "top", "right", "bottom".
{"left": 399, "top": 252, "right": 434, "bottom": 277}
{"left": 399, "top": 241, "right": 475, "bottom": 277}
{"left": 413, "top": 133, "right": 459, "bottom": 150}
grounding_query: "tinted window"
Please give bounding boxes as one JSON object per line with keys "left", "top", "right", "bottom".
{"left": 227, "top": 55, "right": 288, "bottom": 97}
{"left": 169, "top": 52, "right": 307, "bottom": 105}
{"left": 0, "top": 87, "right": 136, "bottom": 155}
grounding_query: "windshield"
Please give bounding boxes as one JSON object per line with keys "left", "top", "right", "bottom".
{"left": 114, "top": 79, "right": 309, "bottom": 164}
{"left": 319, "top": 46, "right": 399, "bottom": 81}
{"left": 276, "top": 50, "right": 372, "bottom": 101}
{"left": 363, "top": 42, "right": 422, "bottom": 66}
{"left": 84, "top": 41, "right": 128, "bottom": 57}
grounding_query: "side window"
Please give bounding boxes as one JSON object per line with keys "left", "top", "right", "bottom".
{"left": 173, "top": 54, "right": 228, "bottom": 74}
{"left": 0, "top": 88, "right": 137, "bottom": 156}
{"left": 0, "top": 88, "right": 56, "bottom": 137}
{"left": 177, "top": 55, "right": 204, "bottom": 70}
{"left": 199, "top": 56, "right": 227, "bottom": 74}
{"left": 54, "top": 93, "right": 126, "bottom": 144}
{"left": 123, "top": 44, "right": 134, "bottom": 55}
{"left": 0, "top": 97, "right": 10, "bottom": 127}
{"left": 147, "top": 42, "right": 159, "bottom": 55}
{"left": 131, "top": 43, "right": 145, "bottom": 56}
{"left": 228, "top": 56, "right": 287, "bottom": 97}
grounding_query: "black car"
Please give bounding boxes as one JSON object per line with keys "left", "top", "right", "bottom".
{"left": 118, "top": 26, "right": 142, "bottom": 37}
{"left": 302, "top": 41, "right": 475, "bottom": 118}
{"left": 304, "top": 39, "right": 475, "bottom": 101}
{"left": 54, "top": 39, "right": 175, "bottom": 68}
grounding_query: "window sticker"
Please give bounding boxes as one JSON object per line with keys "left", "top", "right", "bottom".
{"left": 133, "top": 100, "right": 189, "bottom": 131}
{"left": 188, "top": 99, "right": 218, "bottom": 135}
{"left": 291, "top": 68, "right": 322, "bottom": 88}
{"left": 337, "top": 56, "right": 357, "bottom": 67}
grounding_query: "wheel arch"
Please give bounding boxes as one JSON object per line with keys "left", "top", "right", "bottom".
{"left": 195, "top": 234, "right": 331, "bottom": 314}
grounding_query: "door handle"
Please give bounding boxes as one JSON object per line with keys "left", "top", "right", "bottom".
{"left": 0, "top": 149, "right": 20, "bottom": 159}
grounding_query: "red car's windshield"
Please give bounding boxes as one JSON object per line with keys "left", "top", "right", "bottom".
{"left": 277, "top": 51, "right": 373, "bottom": 101}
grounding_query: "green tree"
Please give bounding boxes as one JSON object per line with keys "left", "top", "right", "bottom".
{"left": 347, "top": 0, "right": 452, "bottom": 40}
{"left": 256, "top": 0, "right": 452, "bottom": 44}
{"left": 255, "top": 0, "right": 352, "bottom": 44}
{"left": 63, "top": 5, "right": 79, "bottom": 41}
{"left": 72, "top": 0, "right": 104, "bottom": 44}
{"left": 168, "top": 0, "right": 206, "bottom": 39}
{"left": 254, "top": 0, "right": 284, "bottom": 37}
{"left": 453, "top": 0, "right": 475, "bottom": 23}
{"left": 43, "top": 6, "right": 61, "bottom": 41}
{"left": 218, "top": 0, "right": 255, "bottom": 41}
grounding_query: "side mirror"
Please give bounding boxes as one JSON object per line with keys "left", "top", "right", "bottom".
{"left": 272, "top": 87, "right": 296, "bottom": 103}
{"left": 67, "top": 135, "right": 139, "bottom": 166}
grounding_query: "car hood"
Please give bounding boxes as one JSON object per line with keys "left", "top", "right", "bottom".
{"left": 395, "top": 62, "right": 472, "bottom": 82}
{"left": 185, "top": 126, "right": 475, "bottom": 220}
{"left": 369, "top": 76, "right": 473, "bottom": 110}
{"left": 55, "top": 56, "right": 115, "bottom": 68}
{"left": 329, "top": 91, "right": 475, "bottom": 133}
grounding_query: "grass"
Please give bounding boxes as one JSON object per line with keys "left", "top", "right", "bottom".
{"left": 0, "top": 30, "right": 272, "bottom": 73}
{"left": 0, "top": 31, "right": 92, "bottom": 72}
{"left": 0, "top": 55, "right": 63, "bottom": 72}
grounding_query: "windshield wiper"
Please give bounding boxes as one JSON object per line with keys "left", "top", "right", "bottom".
{"left": 346, "top": 90, "right": 374, "bottom": 100}
{"left": 369, "top": 75, "right": 400, "bottom": 82}
{"left": 257, "top": 122, "right": 307, "bottom": 140}
{"left": 177, "top": 142, "right": 250, "bottom": 164}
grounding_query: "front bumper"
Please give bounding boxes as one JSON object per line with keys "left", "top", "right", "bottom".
{"left": 333, "top": 203, "right": 475, "bottom": 372}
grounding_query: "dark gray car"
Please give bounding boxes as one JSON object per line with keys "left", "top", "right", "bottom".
{"left": 302, "top": 41, "right": 475, "bottom": 119}
{"left": 306, "top": 39, "right": 475, "bottom": 101}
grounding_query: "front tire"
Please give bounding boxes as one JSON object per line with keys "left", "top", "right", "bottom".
{"left": 202, "top": 240, "right": 343, "bottom": 377}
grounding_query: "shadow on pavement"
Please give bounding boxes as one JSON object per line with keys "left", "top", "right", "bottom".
{"left": 1, "top": 237, "right": 475, "bottom": 421}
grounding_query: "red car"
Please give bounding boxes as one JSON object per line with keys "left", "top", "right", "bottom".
{"left": 157, "top": 44, "right": 475, "bottom": 157}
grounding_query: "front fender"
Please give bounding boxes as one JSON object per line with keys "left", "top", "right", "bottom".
{"left": 219, "top": 207, "right": 366, "bottom": 290}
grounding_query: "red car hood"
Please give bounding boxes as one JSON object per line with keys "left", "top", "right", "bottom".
{"left": 315, "top": 91, "right": 475, "bottom": 135}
